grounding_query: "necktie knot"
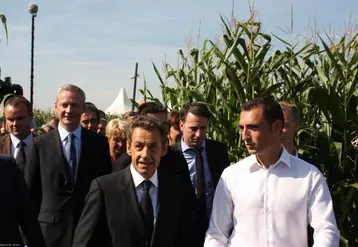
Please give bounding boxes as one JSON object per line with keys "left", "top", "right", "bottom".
{"left": 18, "top": 141, "right": 26, "bottom": 148}
{"left": 68, "top": 133, "right": 75, "bottom": 143}
{"left": 142, "top": 180, "right": 152, "bottom": 191}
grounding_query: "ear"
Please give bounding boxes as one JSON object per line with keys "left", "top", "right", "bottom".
{"left": 273, "top": 119, "right": 283, "bottom": 135}
{"left": 294, "top": 120, "right": 300, "bottom": 132}
{"left": 179, "top": 120, "right": 184, "bottom": 132}
{"left": 126, "top": 141, "right": 132, "bottom": 156}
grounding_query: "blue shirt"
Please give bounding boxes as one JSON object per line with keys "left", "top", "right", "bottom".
{"left": 58, "top": 123, "right": 82, "bottom": 165}
{"left": 181, "top": 139, "right": 214, "bottom": 218}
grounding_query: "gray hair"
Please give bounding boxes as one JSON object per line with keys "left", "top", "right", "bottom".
{"left": 56, "top": 84, "right": 86, "bottom": 103}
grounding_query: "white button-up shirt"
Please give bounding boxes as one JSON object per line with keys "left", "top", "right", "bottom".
{"left": 204, "top": 147, "right": 339, "bottom": 247}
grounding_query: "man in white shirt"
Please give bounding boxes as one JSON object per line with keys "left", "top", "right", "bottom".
{"left": 73, "top": 116, "right": 196, "bottom": 247}
{"left": 205, "top": 96, "right": 340, "bottom": 247}
{"left": 0, "top": 95, "right": 33, "bottom": 173}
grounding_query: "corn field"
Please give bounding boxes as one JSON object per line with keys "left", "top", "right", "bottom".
{"left": 144, "top": 17, "right": 358, "bottom": 246}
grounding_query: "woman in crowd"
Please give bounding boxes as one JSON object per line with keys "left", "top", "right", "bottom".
{"left": 168, "top": 110, "right": 182, "bottom": 145}
{"left": 106, "top": 119, "right": 128, "bottom": 165}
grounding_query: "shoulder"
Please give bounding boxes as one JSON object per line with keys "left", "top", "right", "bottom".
{"left": 206, "top": 139, "right": 227, "bottom": 148}
{"left": 289, "top": 154, "right": 321, "bottom": 176}
{"left": 32, "top": 130, "right": 57, "bottom": 144}
{"left": 82, "top": 128, "right": 107, "bottom": 143}
{"left": 0, "top": 153, "right": 15, "bottom": 164}
{"left": 94, "top": 169, "right": 126, "bottom": 190}
{"left": 221, "top": 155, "right": 254, "bottom": 178}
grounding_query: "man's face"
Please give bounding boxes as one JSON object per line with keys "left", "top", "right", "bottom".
{"left": 180, "top": 112, "right": 208, "bottom": 149}
{"left": 97, "top": 122, "right": 106, "bottom": 136}
{"left": 239, "top": 107, "right": 281, "bottom": 155}
{"left": 55, "top": 90, "right": 84, "bottom": 131}
{"left": 109, "top": 130, "right": 127, "bottom": 159}
{"left": 281, "top": 108, "right": 299, "bottom": 145}
{"left": 81, "top": 112, "right": 99, "bottom": 132}
{"left": 127, "top": 127, "right": 167, "bottom": 179}
{"left": 4, "top": 103, "right": 31, "bottom": 140}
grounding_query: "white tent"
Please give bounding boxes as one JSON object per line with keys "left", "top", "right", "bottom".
{"left": 105, "top": 88, "right": 133, "bottom": 115}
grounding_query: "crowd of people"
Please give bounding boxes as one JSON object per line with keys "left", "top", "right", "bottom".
{"left": 0, "top": 84, "right": 339, "bottom": 247}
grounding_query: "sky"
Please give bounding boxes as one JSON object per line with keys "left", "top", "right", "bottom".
{"left": 1, "top": 0, "right": 357, "bottom": 110}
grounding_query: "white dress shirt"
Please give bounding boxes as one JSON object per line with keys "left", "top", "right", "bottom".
{"left": 10, "top": 132, "right": 33, "bottom": 159}
{"left": 130, "top": 164, "right": 159, "bottom": 219}
{"left": 204, "top": 147, "right": 339, "bottom": 247}
{"left": 58, "top": 123, "right": 82, "bottom": 163}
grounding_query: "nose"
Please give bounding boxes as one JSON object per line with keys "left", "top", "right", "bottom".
{"left": 141, "top": 146, "right": 150, "bottom": 158}
{"left": 241, "top": 127, "right": 250, "bottom": 141}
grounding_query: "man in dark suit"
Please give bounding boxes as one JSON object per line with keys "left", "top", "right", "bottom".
{"left": 73, "top": 116, "right": 196, "bottom": 247}
{"left": 0, "top": 95, "right": 34, "bottom": 173}
{"left": 0, "top": 154, "right": 46, "bottom": 247}
{"left": 113, "top": 102, "right": 192, "bottom": 188}
{"left": 25, "top": 84, "right": 111, "bottom": 247}
{"left": 175, "top": 102, "right": 229, "bottom": 246}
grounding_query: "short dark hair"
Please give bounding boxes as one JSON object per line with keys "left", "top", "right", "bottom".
{"left": 84, "top": 102, "right": 100, "bottom": 121}
{"left": 98, "top": 110, "right": 106, "bottom": 119}
{"left": 137, "top": 102, "right": 167, "bottom": 116}
{"left": 127, "top": 116, "right": 168, "bottom": 146}
{"left": 242, "top": 96, "right": 284, "bottom": 127}
{"left": 4, "top": 95, "right": 32, "bottom": 117}
{"left": 179, "top": 102, "right": 210, "bottom": 122}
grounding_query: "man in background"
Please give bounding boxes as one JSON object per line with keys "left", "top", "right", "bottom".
{"left": 176, "top": 102, "right": 229, "bottom": 246}
{"left": 25, "top": 84, "right": 111, "bottom": 247}
{"left": 0, "top": 95, "right": 33, "bottom": 173}
{"left": 80, "top": 102, "right": 100, "bottom": 133}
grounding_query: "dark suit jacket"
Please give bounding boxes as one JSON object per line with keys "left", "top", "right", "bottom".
{"left": 173, "top": 139, "right": 229, "bottom": 245}
{"left": 174, "top": 139, "right": 229, "bottom": 195}
{"left": 72, "top": 166, "right": 196, "bottom": 247}
{"left": 0, "top": 154, "right": 46, "bottom": 247}
{"left": 25, "top": 127, "right": 111, "bottom": 247}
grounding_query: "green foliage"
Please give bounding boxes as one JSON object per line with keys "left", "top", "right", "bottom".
{"left": 149, "top": 17, "right": 358, "bottom": 246}
{"left": 33, "top": 109, "right": 56, "bottom": 127}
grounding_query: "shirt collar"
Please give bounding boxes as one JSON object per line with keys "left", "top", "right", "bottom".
{"left": 181, "top": 138, "right": 206, "bottom": 153}
{"left": 58, "top": 123, "right": 82, "bottom": 142}
{"left": 10, "top": 132, "right": 33, "bottom": 147}
{"left": 248, "top": 145, "right": 291, "bottom": 172}
{"left": 130, "top": 164, "right": 158, "bottom": 188}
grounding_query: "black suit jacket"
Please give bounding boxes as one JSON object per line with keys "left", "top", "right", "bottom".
{"left": 0, "top": 154, "right": 46, "bottom": 247}
{"left": 25, "top": 127, "right": 111, "bottom": 247}
{"left": 173, "top": 139, "right": 229, "bottom": 245}
{"left": 73, "top": 166, "right": 196, "bottom": 247}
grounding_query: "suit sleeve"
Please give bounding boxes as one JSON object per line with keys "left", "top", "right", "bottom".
{"left": 24, "top": 139, "right": 42, "bottom": 216}
{"left": 73, "top": 179, "right": 111, "bottom": 247}
{"left": 11, "top": 156, "right": 46, "bottom": 247}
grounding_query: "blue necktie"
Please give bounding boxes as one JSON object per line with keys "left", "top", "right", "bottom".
{"left": 67, "top": 133, "right": 77, "bottom": 182}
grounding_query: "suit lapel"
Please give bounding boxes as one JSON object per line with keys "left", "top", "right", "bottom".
{"left": 120, "top": 166, "right": 147, "bottom": 238}
{"left": 53, "top": 130, "right": 71, "bottom": 184}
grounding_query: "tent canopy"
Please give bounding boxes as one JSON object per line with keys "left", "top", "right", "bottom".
{"left": 105, "top": 88, "right": 133, "bottom": 115}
